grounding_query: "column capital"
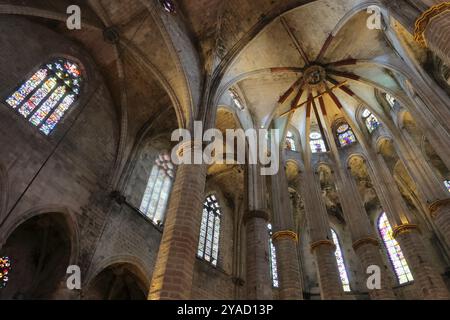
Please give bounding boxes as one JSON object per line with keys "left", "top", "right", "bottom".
{"left": 243, "top": 210, "right": 270, "bottom": 224}
{"left": 392, "top": 223, "right": 420, "bottom": 238}
{"left": 176, "top": 140, "right": 203, "bottom": 157}
{"left": 414, "top": 2, "right": 450, "bottom": 46}
{"left": 352, "top": 237, "right": 380, "bottom": 251}
{"left": 429, "top": 198, "right": 450, "bottom": 218}
{"left": 272, "top": 230, "right": 298, "bottom": 242}
{"left": 310, "top": 239, "right": 336, "bottom": 253}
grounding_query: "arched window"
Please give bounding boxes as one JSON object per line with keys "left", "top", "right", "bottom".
{"left": 362, "top": 109, "right": 381, "bottom": 133}
{"left": 384, "top": 93, "right": 398, "bottom": 109}
{"left": 197, "top": 194, "right": 222, "bottom": 266}
{"left": 445, "top": 180, "right": 450, "bottom": 193}
{"left": 140, "top": 152, "right": 175, "bottom": 226}
{"left": 378, "top": 213, "right": 414, "bottom": 285}
{"left": 268, "top": 224, "right": 279, "bottom": 288}
{"left": 336, "top": 123, "right": 357, "bottom": 147}
{"left": 5, "top": 58, "right": 83, "bottom": 135}
{"left": 285, "top": 131, "right": 296, "bottom": 152}
{"left": 310, "top": 131, "right": 327, "bottom": 153}
{"left": 229, "top": 88, "right": 244, "bottom": 110}
{"left": 331, "top": 229, "right": 351, "bottom": 292}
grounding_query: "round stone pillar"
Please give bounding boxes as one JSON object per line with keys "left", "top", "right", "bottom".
{"left": 310, "top": 240, "right": 343, "bottom": 300}
{"left": 272, "top": 231, "right": 303, "bottom": 300}
{"left": 149, "top": 141, "right": 207, "bottom": 300}
{"left": 244, "top": 210, "right": 273, "bottom": 300}
{"left": 415, "top": 2, "right": 450, "bottom": 67}
{"left": 352, "top": 238, "right": 396, "bottom": 300}
{"left": 393, "top": 225, "right": 450, "bottom": 299}
{"left": 430, "top": 199, "right": 450, "bottom": 248}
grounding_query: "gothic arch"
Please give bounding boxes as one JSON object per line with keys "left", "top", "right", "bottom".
{"left": 0, "top": 209, "right": 79, "bottom": 299}
{"left": 0, "top": 206, "right": 80, "bottom": 265}
{"left": 84, "top": 256, "right": 150, "bottom": 300}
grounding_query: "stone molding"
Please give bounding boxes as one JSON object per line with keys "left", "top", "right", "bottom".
{"left": 414, "top": 2, "right": 450, "bottom": 46}
{"left": 243, "top": 210, "right": 270, "bottom": 224}
{"left": 429, "top": 198, "right": 450, "bottom": 219}
{"left": 310, "top": 239, "right": 336, "bottom": 253}
{"left": 352, "top": 237, "right": 379, "bottom": 251}
{"left": 392, "top": 224, "right": 420, "bottom": 239}
{"left": 272, "top": 230, "right": 298, "bottom": 242}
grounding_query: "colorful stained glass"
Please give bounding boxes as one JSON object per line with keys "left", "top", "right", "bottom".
{"left": 6, "top": 69, "right": 48, "bottom": 108}
{"left": 337, "top": 123, "right": 349, "bottom": 134}
{"left": 337, "top": 123, "right": 357, "bottom": 147}
{"left": 197, "top": 195, "right": 221, "bottom": 266}
{"left": 362, "top": 109, "right": 381, "bottom": 133}
{"left": 140, "top": 152, "right": 174, "bottom": 225}
{"left": 331, "top": 229, "right": 351, "bottom": 292}
{"left": 445, "top": 180, "right": 450, "bottom": 193}
{"left": 40, "top": 94, "right": 75, "bottom": 135}
{"left": 378, "top": 213, "right": 414, "bottom": 285}
{"left": 268, "top": 224, "right": 279, "bottom": 288}
{"left": 29, "top": 86, "right": 66, "bottom": 126}
{"left": 310, "top": 132, "right": 327, "bottom": 153}
{"left": 0, "top": 256, "right": 11, "bottom": 289}
{"left": 18, "top": 77, "right": 57, "bottom": 118}
{"left": 4, "top": 58, "right": 82, "bottom": 135}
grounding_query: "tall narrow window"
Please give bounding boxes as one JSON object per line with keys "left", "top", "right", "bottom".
{"left": 268, "top": 224, "right": 279, "bottom": 288}
{"left": 378, "top": 213, "right": 414, "bottom": 285}
{"left": 229, "top": 88, "right": 244, "bottom": 110}
{"left": 310, "top": 131, "right": 327, "bottom": 153}
{"left": 384, "top": 93, "right": 398, "bottom": 109}
{"left": 197, "top": 195, "right": 222, "bottom": 266}
{"left": 5, "top": 58, "right": 83, "bottom": 135}
{"left": 336, "top": 123, "right": 357, "bottom": 147}
{"left": 285, "top": 131, "right": 296, "bottom": 152}
{"left": 331, "top": 229, "right": 351, "bottom": 292}
{"left": 444, "top": 180, "right": 450, "bottom": 193}
{"left": 140, "top": 152, "right": 175, "bottom": 225}
{"left": 362, "top": 109, "right": 381, "bottom": 133}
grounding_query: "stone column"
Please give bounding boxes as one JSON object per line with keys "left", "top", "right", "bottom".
{"left": 318, "top": 104, "right": 395, "bottom": 299}
{"left": 245, "top": 164, "right": 273, "bottom": 300}
{"left": 339, "top": 169, "right": 396, "bottom": 300}
{"left": 367, "top": 149, "right": 450, "bottom": 299}
{"left": 148, "top": 141, "right": 207, "bottom": 300}
{"left": 414, "top": 1, "right": 450, "bottom": 67}
{"left": 393, "top": 125, "right": 450, "bottom": 248}
{"left": 299, "top": 168, "right": 343, "bottom": 300}
{"left": 270, "top": 166, "right": 303, "bottom": 300}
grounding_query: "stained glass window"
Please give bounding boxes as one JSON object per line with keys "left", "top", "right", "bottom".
{"left": 362, "top": 109, "right": 381, "bottom": 133}
{"left": 331, "top": 229, "right": 351, "bottom": 292}
{"left": 378, "top": 213, "right": 414, "bottom": 285}
{"left": 385, "top": 93, "right": 398, "bottom": 109}
{"left": 285, "top": 131, "right": 296, "bottom": 152}
{"left": 337, "top": 123, "right": 357, "bottom": 147}
{"left": 445, "top": 180, "right": 450, "bottom": 193}
{"left": 140, "top": 152, "right": 175, "bottom": 226}
{"left": 310, "top": 131, "right": 327, "bottom": 153}
{"left": 268, "top": 224, "right": 279, "bottom": 288}
{"left": 197, "top": 194, "right": 222, "bottom": 266}
{"left": 4, "top": 58, "right": 82, "bottom": 135}
{"left": 0, "top": 256, "right": 11, "bottom": 289}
